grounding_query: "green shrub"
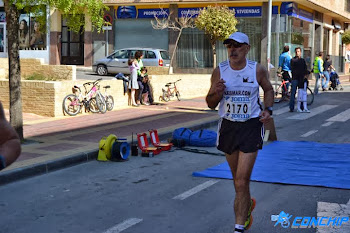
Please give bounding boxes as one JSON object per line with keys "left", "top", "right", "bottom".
{"left": 24, "top": 73, "right": 58, "bottom": 81}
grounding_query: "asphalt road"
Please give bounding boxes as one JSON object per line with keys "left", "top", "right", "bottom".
{"left": 0, "top": 87, "right": 349, "bottom": 233}
{"left": 77, "top": 70, "right": 114, "bottom": 81}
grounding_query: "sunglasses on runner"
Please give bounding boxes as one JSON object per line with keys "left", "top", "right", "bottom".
{"left": 225, "top": 40, "right": 247, "bottom": 48}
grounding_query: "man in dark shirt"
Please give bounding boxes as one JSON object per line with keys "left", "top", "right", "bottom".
{"left": 290, "top": 47, "right": 308, "bottom": 112}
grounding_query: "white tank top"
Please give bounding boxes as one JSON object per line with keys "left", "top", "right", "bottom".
{"left": 218, "top": 59, "right": 262, "bottom": 122}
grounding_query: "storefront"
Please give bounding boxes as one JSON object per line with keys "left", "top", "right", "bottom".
{"left": 113, "top": 3, "right": 264, "bottom": 71}
{"left": 111, "top": 1, "right": 347, "bottom": 73}
{"left": 270, "top": 2, "right": 314, "bottom": 70}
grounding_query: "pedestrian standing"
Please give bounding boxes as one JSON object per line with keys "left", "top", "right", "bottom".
{"left": 278, "top": 46, "right": 292, "bottom": 94}
{"left": 135, "top": 51, "right": 144, "bottom": 105}
{"left": 206, "top": 32, "right": 274, "bottom": 233}
{"left": 313, "top": 52, "right": 324, "bottom": 95}
{"left": 322, "top": 55, "right": 335, "bottom": 91}
{"left": 290, "top": 47, "right": 308, "bottom": 112}
{"left": 128, "top": 58, "right": 140, "bottom": 107}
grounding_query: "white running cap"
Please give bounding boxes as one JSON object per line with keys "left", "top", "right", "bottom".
{"left": 223, "top": 32, "right": 249, "bottom": 45}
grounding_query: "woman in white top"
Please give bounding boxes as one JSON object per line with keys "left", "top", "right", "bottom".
{"left": 128, "top": 58, "right": 140, "bottom": 107}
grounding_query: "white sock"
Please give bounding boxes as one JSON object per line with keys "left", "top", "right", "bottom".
{"left": 234, "top": 224, "right": 245, "bottom": 232}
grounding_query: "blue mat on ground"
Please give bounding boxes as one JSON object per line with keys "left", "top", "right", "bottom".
{"left": 192, "top": 141, "right": 350, "bottom": 189}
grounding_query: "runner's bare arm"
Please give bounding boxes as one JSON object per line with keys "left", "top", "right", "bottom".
{"left": 0, "top": 102, "right": 21, "bottom": 169}
{"left": 206, "top": 67, "right": 226, "bottom": 110}
{"left": 257, "top": 64, "right": 274, "bottom": 108}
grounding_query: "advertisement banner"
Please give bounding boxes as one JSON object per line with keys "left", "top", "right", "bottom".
{"left": 178, "top": 6, "right": 262, "bottom": 18}
{"left": 116, "top": 6, "right": 169, "bottom": 19}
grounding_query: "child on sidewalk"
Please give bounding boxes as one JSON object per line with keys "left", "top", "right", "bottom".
{"left": 141, "top": 74, "right": 151, "bottom": 105}
{"left": 297, "top": 71, "right": 311, "bottom": 113}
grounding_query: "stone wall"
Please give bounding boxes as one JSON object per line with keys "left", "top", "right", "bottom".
{"left": 0, "top": 74, "right": 211, "bottom": 117}
{"left": 0, "top": 58, "right": 76, "bottom": 80}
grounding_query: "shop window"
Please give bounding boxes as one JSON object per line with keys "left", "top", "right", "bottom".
{"left": 176, "top": 18, "right": 262, "bottom": 69}
{"left": 19, "top": 7, "right": 47, "bottom": 50}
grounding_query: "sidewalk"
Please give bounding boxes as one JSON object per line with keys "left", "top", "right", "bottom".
{"left": 1, "top": 97, "right": 219, "bottom": 185}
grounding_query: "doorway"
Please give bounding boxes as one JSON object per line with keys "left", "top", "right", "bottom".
{"left": 61, "top": 18, "right": 84, "bottom": 65}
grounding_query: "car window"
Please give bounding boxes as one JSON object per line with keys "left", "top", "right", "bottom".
{"left": 113, "top": 50, "right": 129, "bottom": 59}
{"left": 160, "top": 51, "right": 170, "bottom": 60}
{"left": 145, "top": 50, "right": 156, "bottom": 59}
{"left": 129, "top": 50, "right": 141, "bottom": 59}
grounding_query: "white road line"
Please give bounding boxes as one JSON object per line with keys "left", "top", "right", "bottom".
{"left": 316, "top": 199, "right": 350, "bottom": 233}
{"left": 301, "top": 130, "right": 318, "bottom": 137}
{"left": 274, "top": 106, "right": 290, "bottom": 115}
{"left": 322, "top": 122, "right": 334, "bottom": 127}
{"left": 326, "top": 109, "right": 350, "bottom": 122}
{"left": 173, "top": 180, "right": 219, "bottom": 200}
{"left": 287, "top": 105, "right": 338, "bottom": 120}
{"left": 104, "top": 218, "right": 143, "bottom": 233}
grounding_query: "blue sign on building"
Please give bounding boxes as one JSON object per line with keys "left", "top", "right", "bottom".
{"left": 230, "top": 7, "right": 262, "bottom": 17}
{"left": 178, "top": 8, "right": 201, "bottom": 18}
{"left": 138, "top": 8, "right": 169, "bottom": 18}
{"left": 116, "top": 6, "right": 137, "bottom": 19}
{"left": 280, "top": 2, "right": 313, "bottom": 23}
{"left": 178, "top": 6, "right": 262, "bottom": 18}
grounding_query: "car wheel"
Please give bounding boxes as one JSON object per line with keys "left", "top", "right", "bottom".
{"left": 97, "top": 65, "right": 108, "bottom": 76}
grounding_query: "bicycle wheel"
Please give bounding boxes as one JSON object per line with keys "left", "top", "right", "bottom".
{"left": 307, "top": 87, "right": 314, "bottom": 105}
{"left": 106, "top": 95, "right": 114, "bottom": 111}
{"left": 96, "top": 93, "right": 107, "bottom": 113}
{"left": 89, "top": 98, "right": 100, "bottom": 113}
{"left": 176, "top": 91, "right": 181, "bottom": 101}
{"left": 273, "top": 84, "right": 286, "bottom": 103}
{"left": 62, "top": 94, "right": 81, "bottom": 116}
{"left": 162, "top": 90, "right": 170, "bottom": 102}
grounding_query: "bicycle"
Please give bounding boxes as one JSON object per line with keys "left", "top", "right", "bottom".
{"left": 272, "top": 79, "right": 314, "bottom": 106}
{"left": 162, "top": 79, "right": 181, "bottom": 102}
{"left": 62, "top": 78, "right": 107, "bottom": 116}
{"left": 101, "top": 85, "right": 114, "bottom": 111}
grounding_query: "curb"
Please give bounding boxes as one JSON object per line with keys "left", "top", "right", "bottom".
{"left": 0, "top": 119, "right": 219, "bottom": 186}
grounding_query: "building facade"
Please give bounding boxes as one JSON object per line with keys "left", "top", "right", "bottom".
{"left": 102, "top": 0, "right": 350, "bottom": 73}
{"left": 0, "top": 0, "right": 350, "bottom": 73}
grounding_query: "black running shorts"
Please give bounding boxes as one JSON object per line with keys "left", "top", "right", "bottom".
{"left": 217, "top": 117, "right": 264, "bottom": 154}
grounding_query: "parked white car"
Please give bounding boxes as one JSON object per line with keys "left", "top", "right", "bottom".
{"left": 92, "top": 48, "right": 170, "bottom": 76}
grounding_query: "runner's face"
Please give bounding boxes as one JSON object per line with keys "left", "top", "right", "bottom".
{"left": 296, "top": 49, "right": 301, "bottom": 57}
{"left": 226, "top": 40, "right": 250, "bottom": 63}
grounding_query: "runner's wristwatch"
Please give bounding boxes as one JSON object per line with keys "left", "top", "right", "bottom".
{"left": 265, "top": 107, "right": 273, "bottom": 115}
{"left": 0, "top": 155, "right": 6, "bottom": 171}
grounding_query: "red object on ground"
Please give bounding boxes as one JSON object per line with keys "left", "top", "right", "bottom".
{"left": 137, "top": 132, "right": 162, "bottom": 155}
{"left": 149, "top": 129, "right": 173, "bottom": 151}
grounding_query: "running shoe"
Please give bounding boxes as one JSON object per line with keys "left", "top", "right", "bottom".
{"left": 244, "top": 198, "right": 256, "bottom": 230}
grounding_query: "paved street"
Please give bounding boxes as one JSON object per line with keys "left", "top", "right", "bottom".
{"left": 0, "top": 85, "right": 349, "bottom": 233}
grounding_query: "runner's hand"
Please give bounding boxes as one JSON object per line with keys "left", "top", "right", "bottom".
{"left": 215, "top": 79, "right": 226, "bottom": 97}
{"left": 259, "top": 110, "right": 272, "bottom": 123}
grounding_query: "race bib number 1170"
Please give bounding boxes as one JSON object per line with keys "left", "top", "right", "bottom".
{"left": 224, "top": 96, "right": 251, "bottom": 121}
